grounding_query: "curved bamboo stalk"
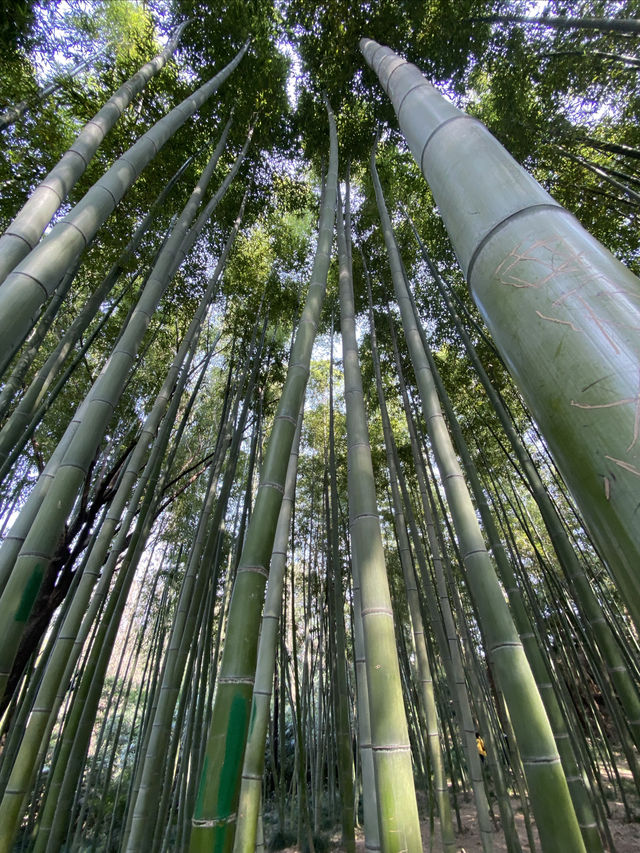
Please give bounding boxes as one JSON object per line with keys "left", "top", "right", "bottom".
{"left": 0, "top": 249, "right": 84, "bottom": 421}
{"left": 0, "top": 46, "right": 109, "bottom": 133}
{"left": 0, "top": 151, "right": 194, "bottom": 430}
{"left": 360, "top": 37, "right": 640, "bottom": 634}
{"left": 0, "top": 37, "right": 248, "bottom": 375}
{"left": 0, "top": 129, "right": 241, "bottom": 701}
{"left": 0, "top": 28, "right": 187, "bottom": 286}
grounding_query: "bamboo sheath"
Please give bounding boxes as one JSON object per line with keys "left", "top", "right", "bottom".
{"left": 360, "top": 38, "right": 640, "bottom": 630}
{"left": 0, "top": 38, "right": 248, "bottom": 375}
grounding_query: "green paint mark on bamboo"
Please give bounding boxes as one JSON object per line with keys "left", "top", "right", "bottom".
{"left": 15, "top": 564, "right": 44, "bottom": 622}
{"left": 194, "top": 757, "right": 209, "bottom": 816}
{"left": 247, "top": 696, "right": 257, "bottom": 738}
{"left": 213, "top": 693, "right": 249, "bottom": 853}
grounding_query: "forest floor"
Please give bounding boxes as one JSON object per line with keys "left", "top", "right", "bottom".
{"left": 277, "top": 792, "right": 640, "bottom": 853}
{"left": 388, "top": 788, "right": 640, "bottom": 853}
{"left": 337, "top": 790, "right": 640, "bottom": 852}
{"left": 275, "top": 759, "right": 640, "bottom": 853}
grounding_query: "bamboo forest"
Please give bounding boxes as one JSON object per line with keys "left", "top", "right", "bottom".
{"left": 3, "top": 1, "right": 640, "bottom": 851}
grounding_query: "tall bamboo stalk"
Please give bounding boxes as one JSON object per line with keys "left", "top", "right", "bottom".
{"left": 371, "top": 144, "right": 586, "bottom": 853}
{"left": 189, "top": 97, "right": 338, "bottom": 853}
{"left": 336, "top": 188, "right": 422, "bottom": 853}
{"left": 233, "top": 402, "right": 304, "bottom": 852}
{"left": 0, "top": 200, "right": 243, "bottom": 852}
{"left": 361, "top": 38, "right": 640, "bottom": 633}
{"left": 126, "top": 313, "right": 265, "bottom": 852}
{"left": 0, "top": 38, "right": 248, "bottom": 373}
{"left": 0, "top": 151, "right": 194, "bottom": 436}
{"left": 405, "top": 213, "right": 640, "bottom": 758}
{"left": 0, "top": 46, "right": 108, "bottom": 133}
{"left": 0, "top": 130, "right": 242, "bottom": 702}
{"left": 327, "top": 318, "right": 356, "bottom": 853}
{"left": 386, "top": 317, "right": 500, "bottom": 850}
{"left": 365, "top": 271, "right": 455, "bottom": 853}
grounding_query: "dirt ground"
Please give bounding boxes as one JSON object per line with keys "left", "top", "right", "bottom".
{"left": 283, "top": 789, "right": 640, "bottom": 853}
{"left": 398, "top": 793, "right": 640, "bottom": 853}
{"left": 276, "top": 761, "right": 640, "bottom": 852}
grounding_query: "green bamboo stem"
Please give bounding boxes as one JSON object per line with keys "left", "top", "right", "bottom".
{"left": 70, "top": 554, "right": 160, "bottom": 849}
{"left": 330, "top": 206, "right": 356, "bottom": 853}
{"left": 174, "top": 563, "right": 218, "bottom": 853}
{"left": 120, "top": 339, "right": 254, "bottom": 849}
{"left": 0, "top": 38, "right": 248, "bottom": 374}
{"left": 371, "top": 144, "right": 585, "bottom": 853}
{"left": 126, "top": 320, "right": 265, "bottom": 852}
{"left": 0, "top": 129, "right": 243, "bottom": 700}
{"left": 286, "top": 467, "right": 314, "bottom": 851}
{"left": 0, "top": 266, "right": 138, "bottom": 485}
{"left": 32, "top": 453, "right": 172, "bottom": 853}
{"left": 0, "top": 202, "right": 243, "bottom": 850}
{"left": 361, "top": 38, "right": 640, "bottom": 630}
{"left": 405, "top": 212, "right": 640, "bottom": 758}
{"left": 233, "top": 405, "right": 304, "bottom": 852}
{"left": 0, "top": 508, "right": 102, "bottom": 801}
{"left": 91, "top": 568, "right": 165, "bottom": 847}
{"left": 0, "top": 46, "right": 109, "bottom": 134}
{"left": 481, "top": 458, "right": 616, "bottom": 850}
{"left": 0, "top": 249, "right": 84, "bottom": 421}
{"left": 188, "top": 97, "right": 337, "bottom": 853}
{"left": 36, "top": 530, "right": 163, "bottom": 853}
{"left": 401, "top": 268, "right": 606, "bottom": 850}
{"left": 387, "top": 319, "right": 499, "bottom": 849}
{"left": 0, "top": 151, "right": 194, "bottom": 447}
{"left": 336, "top": 188, "right": 422, "bottom": 853}
{"left": 349, "top": 486, "right": 380, "bottom": 852}
{"left": 365, "top": 273, "right": 455, "bottom": 853}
